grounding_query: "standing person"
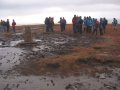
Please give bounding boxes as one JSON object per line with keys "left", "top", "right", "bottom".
{"left": 62, "top": 17, "right": 66, "bottom": 31}
{"left": 59, "top": 17, "right": 66, "bottom": 32}
{"left": 0, "top": 20, "right": 4, "bottom": 32}
{"left": 49, "top": 17, "right": 54, "bottom": 32}
{"left": 87, "top": 16, "right": 93, "bottom": 33}
{"left": 12, "top": 19, "right": 16, "bottom": 32}
{"left": 93, "top": 19, "right": 99, "bottom": 35}
{"left": 72, "top": 15, "right": 77, "bottom": 33}
{"left": 99, "top": 18, "right": 104, "bottom": 35}
{"left": 1, "top": 20, "right": 4, "bottom": 32}
{"left": 112, "top": 18, "right": 118, "bottom": 30}
{"left": 83, "top": 17, "right": 87, "bottom": 33}
{"left": 86, "top": 17, "right": 89, "bottom": 33}
{"left": 3, "top": 21, "right": 7, "bottom": 32}
{"left": 6, "top": 19, "right": 10, "bottom": 32}
{"left": 77, "top": 16, "right": 83, "bottom": 34}
{"left": 45, "top": 17, "right": 50, "bottom": 32}
{"left": 59, "top": 17, "right": 63, "bottom": 32}
{"left": 92, "top": 18, "right": 96, "bottom": 33}
{"left": 103, "top": 17, "right": 108, "bottom": 33}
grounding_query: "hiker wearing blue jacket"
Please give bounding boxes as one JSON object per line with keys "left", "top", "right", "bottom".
{"left": 45, "top": 17, "right": 50, "bottom": 32}
{"left": 112, "top": 18, "right": 118, "bottom": 30}
{"left": 83, "top": 17, "right": 87, "bottom": 32}
{"left": 87, "top": 16, "right": 93, "bottom": 33}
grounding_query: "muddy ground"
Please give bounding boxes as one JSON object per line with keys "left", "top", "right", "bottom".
{"left": 0, "top": 24, "right": 120, "bottom": 90}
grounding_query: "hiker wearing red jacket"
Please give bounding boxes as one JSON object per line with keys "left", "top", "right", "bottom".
{"left": 72, "top": 15, "right": 78, "bottom": 33}
{"left": 12, "top": 19, "right": 16, "bottom": 32}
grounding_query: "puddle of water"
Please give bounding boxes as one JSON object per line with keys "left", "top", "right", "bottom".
{"left": 32, "top": 45, "right": 51, "bottom": 52}
{"left": 10, "top": 39, "right": 42, "bottom": 47}
{"left": 0, "top": 41, "right": 3, "bottom": 46}
{"left": 31, "top": 27, "right": 42, "bottom": 30}
{"left": 32, "top": 47, "right": 40, "bottom": 52}
{"left": 54, "top": 41, "right": 67, "bottom": 44}
{"left": 12, "top": 33, "right": 23, "bottom": 36}
{"left": 10, "top": 40, "right": 24, "bottom": 46}
{"left": 33, "top": 39, "right": 42, "bottom": 42}
{"left": 15, "top": 33, "right": 23, "bottom": 35}
{"left": 0, "top": 47, "right": 24, "bottom": 72}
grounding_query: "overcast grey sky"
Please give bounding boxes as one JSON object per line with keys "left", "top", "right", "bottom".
{"left": 0, "top": 0, "right": 120, "bottom": 25}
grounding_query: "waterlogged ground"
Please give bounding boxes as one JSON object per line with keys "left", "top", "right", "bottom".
{"left": 0, "top": 71, "right": 120, "bottom": 90}
{"left": 0, "top": 31, "right": 120, "bottom": 90}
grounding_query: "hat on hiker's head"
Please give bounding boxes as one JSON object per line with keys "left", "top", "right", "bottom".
{"left": 74, "top": 15, "right": 76, "bottom": 17}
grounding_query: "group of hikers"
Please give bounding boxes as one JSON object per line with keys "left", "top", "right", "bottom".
{"left": 44, "top": 17, "right": 54, "bottom": 32}
{"left": 44, "top": 15, "right": 118, "bottom": 35}
{"left": 59, "top": 17, "right": 67, "bottom": 32}
{"left": 72, "top": 15, "right": 108, "bottom": 35}
{"left": 0, "top": 16, "right": 118, "bottom": 34}
{"left": 44, "top": 17, "right": 67, "bottom": 32}
{"left": 0, "top": 19, "right": 16, "bottom": 33}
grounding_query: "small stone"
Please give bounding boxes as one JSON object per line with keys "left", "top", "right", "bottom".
{"left": 0, "top": 63, "right": 2, "bottom": 66}
{"left": 16, "top": 84, "right": 20, "bottom": 88}
{"left": 99, "top": 74, "right": 106, "bottom": 79}
{"left": 118, "top": 76, "right": 120, "bottom": 80}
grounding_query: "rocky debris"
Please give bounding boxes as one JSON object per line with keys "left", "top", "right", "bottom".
{"left": 99, "top": 73, "right": 106, "bottom": 79}
{"left": 65, "top": 83, "right": 84, "bottom": 90}
{"left": 103, "top": 83, "right": 117, "bottom": 90}
{"left": 118, "top": 76, "right": 120, "bottom": 81}
{"left": 50, "top": 80, "right": 55, "bottom": 86}
{"left": 4, "top": 84, "right": 12, "bottom": 90}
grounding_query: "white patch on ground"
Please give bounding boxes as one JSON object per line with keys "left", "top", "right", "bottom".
{"left": 10, "top": 40, "right": 24, "bottom": 46}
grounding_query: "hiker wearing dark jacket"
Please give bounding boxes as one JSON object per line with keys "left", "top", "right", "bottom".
{"left": 0, "top": 20, "right": 4, "bottom": 32}
{"left": 77, "top": 16, "right": 83, "bottom": 34}
{"left": 45, "top": 17, "right": 50, "bottom": 32}
{"left": 6, "top": 19, "right": 10, "bottom": 32}
{"left": 60, "top": 17, "right": 66, "bottom": 32}
{"left": 3, "top": 21, "right": 7, "bottom": 32}
{"left": 99, "top": 18, "right": 104, "bottom": 35}
{"left": 103, "top": 18, "right": 108, "bottom": 33}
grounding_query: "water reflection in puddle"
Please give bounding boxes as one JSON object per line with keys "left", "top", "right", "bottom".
{"left": 32, "top": 45, "right": 52, "bottom": 52}
{"left": 15, "top": 33, "right": 23, "bottom": 35}
{"left": 54, "top": 41, "right": 66, "bottom": 44}
{"left": 0, "top": 47, "right": 24, "bottom": 72}
{"left": 10, "top": 39, "right": 42, "bottom": 47}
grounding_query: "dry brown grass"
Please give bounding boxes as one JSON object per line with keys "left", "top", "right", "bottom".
{"left": 3, "top": 32, "right": 13, "bottom": 38}
{"left": 16, "top": 24, "right": 120, "bottom": 75}
{"left": 28, "top": 47, "right": 98, "bottom": 75}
